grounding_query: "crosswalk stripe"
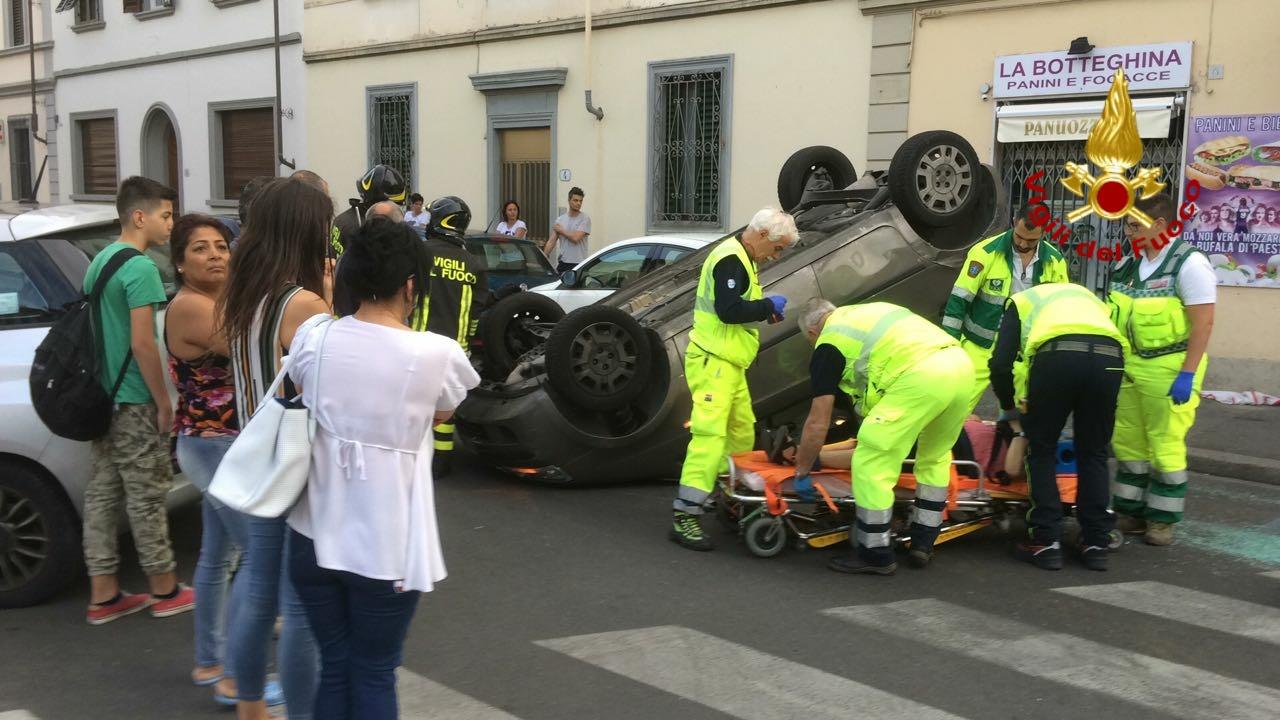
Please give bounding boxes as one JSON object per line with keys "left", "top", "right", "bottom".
{"left": 397, "top": 669, "right": 521, "bottom": 719}
{"left": 537, "top": 625, "right": 963, "bottom": 720}
{"left": 1262, "top": 570, "right": 1280, "bottom": 581}
{"left": 824, "top": 599, "right": 1280, "bottom": 720}
{"left": 0, "top": 712, "right": 41, "bottom": 720}
{"left": 1053, "top": 581, "right": 1280, "bottom": 645}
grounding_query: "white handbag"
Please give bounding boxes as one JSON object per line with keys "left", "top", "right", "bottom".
{"left": 209, "top": 319, "right": 332, "bottom": 518}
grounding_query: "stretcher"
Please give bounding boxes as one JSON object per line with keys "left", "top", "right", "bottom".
{"left": 714, "top": 421, "right": 1122, "bottom": 558}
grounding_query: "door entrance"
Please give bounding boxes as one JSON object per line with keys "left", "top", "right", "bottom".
{"left": 498, "top": 127, "right": 551, "bottom": 248}
{"left": 141, "top": 108, "right": 181, "bottom": 205}
{"left": 7, "top": 118, "right": 33, "bottom": 201}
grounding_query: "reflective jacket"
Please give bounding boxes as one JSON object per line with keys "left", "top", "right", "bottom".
{"left": 1108, "top": 238, "right": 1202, "bottom": 366}
{"left": 689, "top": 238, "right": 762, "bottom": 368}
{"left": 943, "top": 230, "right": 1068, "bottom": 350}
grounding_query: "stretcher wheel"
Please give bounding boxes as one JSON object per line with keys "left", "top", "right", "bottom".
{"left": 744, "top": 516, "right": 788, "bottom": 558}
{"left": 1107, "top": 529, "right": 1125, "bottom": 551}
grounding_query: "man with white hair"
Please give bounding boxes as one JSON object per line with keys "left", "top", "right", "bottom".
{"left": 790, "top": 298, "right": 973, "bottom": 574}
{"left": 670, "top": 208, "right": 796, "bottom": 551}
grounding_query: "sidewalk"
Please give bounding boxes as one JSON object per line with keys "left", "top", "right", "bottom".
{"left": 1186, "top": 399, "right": 1280, "bottom": 485}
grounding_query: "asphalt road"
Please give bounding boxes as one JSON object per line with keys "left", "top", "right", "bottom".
{"left": 2, "top": 456, "right": 1279, "bottom": 720}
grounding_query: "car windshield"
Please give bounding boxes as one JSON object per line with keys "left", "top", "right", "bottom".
{"left": 467, "top": 237, "right": 556, "bottom": 279}
{"left": 64, "top": 224, "right": 177, "bottom": 296}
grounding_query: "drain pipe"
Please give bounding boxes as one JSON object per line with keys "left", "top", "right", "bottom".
{"left": 273, "top": 0, "right": 296, "bottom": 171}
{"left": 584, "top": 0, "right": 603, "bottom": 120}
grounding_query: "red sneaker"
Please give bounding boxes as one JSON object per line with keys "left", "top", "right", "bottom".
{"left": 86, "top": 592, "right": 152, "bottom": 625}
{"left": 149, "top": 584, "right": 196, "bottom": 618}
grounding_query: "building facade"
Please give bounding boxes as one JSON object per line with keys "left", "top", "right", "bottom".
{"left": 303, "top": 0, "right": 886, "bottom": 249}
{"left": 50, "top": 0, "right": 306, "bottom": 213}
{"left": 862, "top": 0, "right": 1280, "bottom": 393}
{"left": 1, "top": 0, "right": 54, "bottom": 204}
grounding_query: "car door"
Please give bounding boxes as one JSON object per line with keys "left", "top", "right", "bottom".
{"left": 559, "top": 244, "right": 655, "bottom": 313}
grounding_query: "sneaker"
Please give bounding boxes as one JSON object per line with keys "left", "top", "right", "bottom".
{"left": 1115, "top": 514, "right": 1147, "bottom": 535}
{"left": 1078, "top": 544, "right": 1108, "bottom": 571}
{"left": 86, "top": 592, "right": 151, "bottom": 625}
{"left": 1144, "top": 521, "right": 1175, "bottom": 546}
{"left": 828, "top": 553, "right": 896, "bottom": 575}
{"left": 214, "top": 679, "right": 285, "bottom": 707}
{"left": 906, "top": 548, "right": 933, "bottom": 569}
{"left": 1014, "top": 541, "right": 1063, "bottom": 570}
{"left": 150, "top": 584, "right": 196, "bottom": 618}
{"left": 669, "top": 511, "right": 713, "bottom": 551}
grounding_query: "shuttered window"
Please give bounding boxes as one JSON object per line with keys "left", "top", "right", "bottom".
{"left": 217, "top": 107, "right": 275, "bottom": 200}
{"left": 9, "top": 0, "right": 25, "bottom": 46}
{"left": 75, "top": 0, "right": 102, "bottom": 23}
{"left": 78, "top": 117, "right": 118, "bottom": 196}
{"left": 122, "top": 0, "right": 142, "bottom": 12}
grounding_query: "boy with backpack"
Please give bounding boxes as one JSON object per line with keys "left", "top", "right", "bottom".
{"left": 81, "top": 177, "right": 192, "bottom": 624}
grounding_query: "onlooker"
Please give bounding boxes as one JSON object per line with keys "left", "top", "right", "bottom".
{"left": 291, "top": 169, "right": 330, "bottom": 196}
{"left": 496, "top": 200, "right": 528, "bottom": 239}
{"left": 165, "top": 215, "right": 247, "bottom": 701}
{"left": 405, "top": 193, "right": 430, "bottom": 227}
{"left": 546, "top": 187, "right": 591, "bottom": 273}
{"left": 82, "top": 176, "right": 195, "bottom": 626}
{"left": 286, "top": 217, "right": 479, "bottom": 719}
{"left": 218, "top": 177, "right": 328, "bottom": 719}
{"left": 221, "top": 176, "right": 272, "bottom": 245}
{"left": 367, "top": 200, "right": 404, "bottom": 223}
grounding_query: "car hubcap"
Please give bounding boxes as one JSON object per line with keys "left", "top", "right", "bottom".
{"left": 915, "top": 144, "right": 973, "bottom": 214}
{"left": 568, "top": 322, "right": 638, "bottom": 396}
{"left": 0, "top": 487, "right": 48, "bottom": 592}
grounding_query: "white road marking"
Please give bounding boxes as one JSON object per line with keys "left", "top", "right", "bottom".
{"left": 537, "top": 624, "right": 963, "bottom": 720}
{"left": 0, "top": 712, "right": 41, "bottom": 720}
{"left": 1054, "top": 581, "right": 1280, "bottom": 645}
{"left": 1261, "top": 570, "right": 1280, "bottom": 581}
{"left": 397, "top": 669, "right": 521, "bottom": 719}
{"left": 824, "top": 599, "right": 1280, "bottom": 720}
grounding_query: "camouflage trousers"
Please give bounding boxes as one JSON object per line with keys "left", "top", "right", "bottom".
{"left": 83, "top": 403, "right": 176, "bottom": 576}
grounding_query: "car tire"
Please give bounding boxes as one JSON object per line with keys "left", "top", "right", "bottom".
{"left": 0, "top": 462, "right": 81, "bottom": 609}
{"left": 888, "top": 130, "right": 982, "bottom": 229}
{"left": 545, "top": 305, "right": 653, "bottom": 411}
{"left": 481, "top": 291, "right": 565, "bottom": 379}
{"left": 777, "top": 146, "right": 857, "bottom": 212}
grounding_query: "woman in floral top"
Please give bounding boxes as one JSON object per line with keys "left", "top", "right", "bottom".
{"left": 166, "top": 214, "right": 266, "bottom": 706}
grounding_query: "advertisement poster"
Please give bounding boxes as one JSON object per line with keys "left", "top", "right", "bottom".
{"left": 1184, "top": 113, "right": 1280, "bottom": 287}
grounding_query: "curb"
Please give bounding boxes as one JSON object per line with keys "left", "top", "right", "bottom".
{"left": 1188, "top": 447, "right": 1280, "bottom": 487}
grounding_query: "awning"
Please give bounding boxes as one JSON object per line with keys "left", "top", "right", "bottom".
{"left": 997, "top": 96, "right": 1176, "bottom": 143}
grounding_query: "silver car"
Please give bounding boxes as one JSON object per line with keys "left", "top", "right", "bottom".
{"left": 0, "top": 204, "right": 196, "bottom": 608}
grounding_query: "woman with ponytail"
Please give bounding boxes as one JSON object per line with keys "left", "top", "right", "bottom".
{"left": 284, "top": 216, "right": 479, "bottom": 719}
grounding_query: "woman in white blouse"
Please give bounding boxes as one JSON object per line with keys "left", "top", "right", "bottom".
{"left": 286, "top": 217, "right": 479, "bottom": 719}
{"left": 495, "top": 199, "right": 527, "bottom": 238}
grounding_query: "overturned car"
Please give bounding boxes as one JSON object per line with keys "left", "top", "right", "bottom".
{"left": 456, "top": 131, "right": 1005, "bottom": 484}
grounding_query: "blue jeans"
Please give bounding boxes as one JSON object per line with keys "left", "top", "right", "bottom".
{"left": 228, "top": 515, "right": 319, "bottom": 718}
{"left": 288, "top": 529, "right": 420, "bottom": 720}
{"left": 177, "top": 434, "right": 247, "bottom": 673}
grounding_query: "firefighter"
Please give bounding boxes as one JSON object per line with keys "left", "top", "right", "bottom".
{"left": 1109, "top": 193, "right": 1216, "bottom": 546}
{"left": 791, "top": 299, "right": 975, "bottom": 575}
{"left": 988, "top": 282, "right": 1126, "bottom": 571}
{"left": 412, "top": 196, "right": 488, "bottom": 478}
{"left": 943, "top": 204, "right": 1068, "bottom": 413}
{"left": 670, "top": 208, "right": 796, "bottom": 551}
{"left": 332, "top": 164, "right": 409, "bottom": 258}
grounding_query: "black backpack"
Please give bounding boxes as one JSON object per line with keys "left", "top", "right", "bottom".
{"left": 30, "top": 248, "right": 143, "bottom": 441}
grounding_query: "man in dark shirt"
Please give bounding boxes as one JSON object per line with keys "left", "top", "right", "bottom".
{"left": 331, "top": 164, "right": 409, "bottom": 259}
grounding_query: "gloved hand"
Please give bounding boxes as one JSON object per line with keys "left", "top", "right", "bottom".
{"left": 1169, "top": 371, "right": 1196, "bottom": 405}
{"left": 997, "top": 407, "right": 1023, "bottom": 424}
{"left": 793, "top": 474, "right": 817, "bottom": 501}
{"left": 766, "top": 295, "right": 787, "bottom": 319}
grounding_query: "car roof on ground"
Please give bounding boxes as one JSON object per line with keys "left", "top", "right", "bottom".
{"left": 3, "top": 204, "right": 118, "bottom": 242}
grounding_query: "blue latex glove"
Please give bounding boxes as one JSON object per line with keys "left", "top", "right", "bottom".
{"left": 1169, "top": 371, "right": 1196, "bottom": 405}
{"left": 793, "top": 474, "right": 817, "bottom": 501}
{"left": 997, "top": 407, "right": 1022, "bottom": 424}
{"left": 766, "top": 295, "right": 787, "bottom": 319}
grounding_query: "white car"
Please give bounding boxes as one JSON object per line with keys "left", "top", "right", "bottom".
{"left": 0, "top": 203, "right": 195, "bottom": 608}
{"left": 532, "top": 235, "right": 715, "bottom": 313}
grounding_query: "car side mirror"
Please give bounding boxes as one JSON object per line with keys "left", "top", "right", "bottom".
{"left": 560, "top": 270, "right": 577, "bottom": 287}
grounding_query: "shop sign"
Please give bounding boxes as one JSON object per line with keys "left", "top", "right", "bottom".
{"left": 994, "top": 41, "right": 1191, "bottom": 99}
{"left": 1183, "top": 114, "right": 1280, "bottom": 288}
{"left": 996, "top": 97, "right": 1173, "bottom": 142}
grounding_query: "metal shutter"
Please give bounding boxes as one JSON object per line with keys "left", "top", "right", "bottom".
{"left": 220, "top": 107, "right": 275, "bottom": 199}
{"left": 80, "top": 118, "right": 117, "bottom": 195}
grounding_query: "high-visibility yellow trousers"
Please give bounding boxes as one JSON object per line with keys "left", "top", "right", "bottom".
{"left": 961, "top": 339, "right": 991, "bottom": 414}
{"left": 675, "top": 345, "right": 756, "bottom": 514}
{"left": 852, "top": 345, "right": 974, "bottom": 563}
{"left": 1111, "top": 354, "right": 1206, "bottom": 524}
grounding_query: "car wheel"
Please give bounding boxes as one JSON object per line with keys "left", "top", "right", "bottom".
{"left": 0, "top": 462, "right": 81, "bottom": 608}
{"left": 545, "top": 305, "right": 653, "bottom": 411}
{"left": 481, "top": 291, "right": 565, "bottom": 379}
{"left": 888, "top": 130, "right": 981, "bottom": 228}
{"left": 777, "top": 146, "right": 857, "bottom": 212}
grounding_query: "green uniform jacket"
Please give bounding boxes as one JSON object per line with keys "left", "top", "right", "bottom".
{"left": 943, "top": 230, "right": 1068, "bottom": 350}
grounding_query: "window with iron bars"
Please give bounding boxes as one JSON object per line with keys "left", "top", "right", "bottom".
{"left": 649, "top": 57, "right": 731, "bottom": 230}
{"left": 998, "top": 111, "right": 1185, "bottom": 295}
{"left": 367, "top": 86, "right": 415, "bottom": 191}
